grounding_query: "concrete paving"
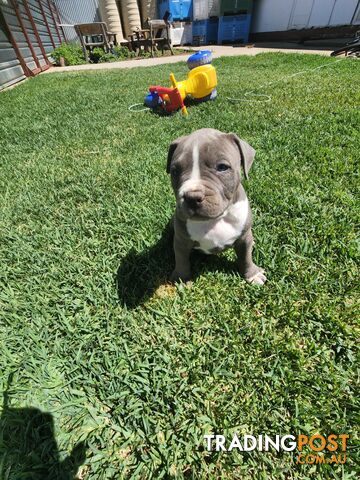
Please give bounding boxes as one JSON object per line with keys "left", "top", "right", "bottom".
{"left": 44, "top": 43, "right": 333, "bottom": 74}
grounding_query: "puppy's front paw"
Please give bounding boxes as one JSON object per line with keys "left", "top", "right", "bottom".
{"left": 170, "top": 270, "right": 191, "bottom": 284}
{"left": 245, "top": 267, "right": 267, "bottom": 286}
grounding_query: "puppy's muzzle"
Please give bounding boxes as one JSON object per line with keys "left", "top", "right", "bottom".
{"left": 183, "top": 189, "right": 205, "bottom": 210}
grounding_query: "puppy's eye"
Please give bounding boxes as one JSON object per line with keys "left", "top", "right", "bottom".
{"left": 170, "top": 165, "right": 181, "bottom": 176}
{"left": 216, "top": 163, "right": 230, "bottom": 172}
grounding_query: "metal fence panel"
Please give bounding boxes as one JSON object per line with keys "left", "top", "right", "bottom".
{"left": 54, "top": 0, "right": 101, "bottom": 41}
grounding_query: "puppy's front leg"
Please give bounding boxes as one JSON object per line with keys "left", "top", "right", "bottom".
{"left": 234, "top": 229, "right": 266, "bottom": 285}
{"left": 170, "top": 236, "right": 192, "bottom": 283}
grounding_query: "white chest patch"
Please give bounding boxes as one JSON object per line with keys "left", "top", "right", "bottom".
{"left": 186, "top": 199, "right": 249, "bottom": 254}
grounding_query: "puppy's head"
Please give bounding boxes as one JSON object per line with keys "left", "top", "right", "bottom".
{"left": 167, "top": 128, "right": 255, "bottom": 220}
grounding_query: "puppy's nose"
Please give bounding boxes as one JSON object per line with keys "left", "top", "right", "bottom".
{"left": 183, "top": 190, "right": 205, "bottom": 207}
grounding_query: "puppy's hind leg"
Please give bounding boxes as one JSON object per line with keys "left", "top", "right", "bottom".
{"left": 234, "top": 229, "right": 266, "bottom": 285}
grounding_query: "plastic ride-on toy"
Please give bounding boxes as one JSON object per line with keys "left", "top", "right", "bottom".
{"left": 144, "top": 51, "right": 217, "bottom": 115}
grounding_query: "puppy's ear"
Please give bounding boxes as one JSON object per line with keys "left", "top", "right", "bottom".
{"left": 228, "top": 133, "right": 256, "bottom": 180}
{"left": 167, "top": 135, "right": 187, "bottom": 173}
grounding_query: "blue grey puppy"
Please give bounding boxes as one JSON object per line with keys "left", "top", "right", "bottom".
{"left": 167, "top": 128, "right": 266, "bottom": 285}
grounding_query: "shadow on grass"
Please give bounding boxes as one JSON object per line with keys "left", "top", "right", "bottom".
{"left": 147, "top": 96, "right": 213, "bottom": 117}
{"left": 0, "top": 379, "right": 86, "bottom": 480}
{"left": 116, "top": 220, "right": 174, "bottom": 308}
{"left": 116, "top": 220, "right": 239, "bottom": 309}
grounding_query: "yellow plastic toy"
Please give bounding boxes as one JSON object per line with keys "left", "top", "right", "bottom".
{"left": 145, "top": 51, "right": 218, "bottom": 115}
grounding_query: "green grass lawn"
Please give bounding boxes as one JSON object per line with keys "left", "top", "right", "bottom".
{"left": 0, "top": 53, "right": 359, "bottom": 479}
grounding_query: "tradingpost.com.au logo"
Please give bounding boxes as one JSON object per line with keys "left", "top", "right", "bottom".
{"left": 204, "top": 434, "right": 349, "bottom": 465}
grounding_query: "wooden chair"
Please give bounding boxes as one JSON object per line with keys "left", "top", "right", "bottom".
{"left": 146, "top": 10, "right": 174, "bottom": 57}
{"left": 128, "top": 11, "right": 174, "bottom": 58}
{"left": 74, "top": 22, "right": 117, "bottom": 62}
{"left": 128, "top": 29, "right": 151, "bottom": 56}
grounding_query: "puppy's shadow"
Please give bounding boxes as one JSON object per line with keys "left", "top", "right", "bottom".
{"left": 147, "top": 96, "right": 211, "bottom": 116}
{"left": 116, "top": 221, "right": 174, "bottom": 308}
{"left": 116, "top": 220, "right": 238, "bottom": 309}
